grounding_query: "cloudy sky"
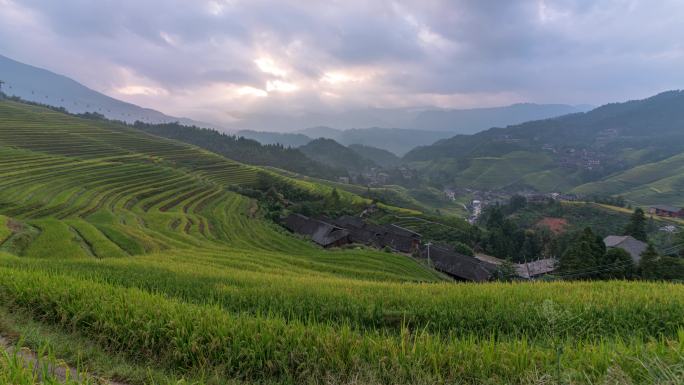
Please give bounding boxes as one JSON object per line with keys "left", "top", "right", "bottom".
{"left": 1, "top": 0, "right": 683, "bottom": 124}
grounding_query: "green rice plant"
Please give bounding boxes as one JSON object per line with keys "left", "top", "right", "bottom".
{"left": 65, "top": 219, "right": 128, "bottom": 258}
{"left": 0, "top": 215, "right": 11, "bottom": 245}
{"left": 0, "top": 341, "right": 95, "bottom": 385}
{"left": 0, "top": 267, "right": 682, "bottom": 384}
{"left": 23, "top": 219, "right": 89, "bottom": 259}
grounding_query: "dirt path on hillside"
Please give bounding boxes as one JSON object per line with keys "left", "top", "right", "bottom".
{"left": 0, "top": 335, "right": 128, "bottom": 385}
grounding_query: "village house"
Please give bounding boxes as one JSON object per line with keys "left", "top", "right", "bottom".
{"left": 329, "top": 215, "right": 421, "bottom": 253}
{"left": 282, "top": 214, "right": 350, "bottom": 248}
{"left": 283, "top": 213, "right": 559, "bottom": 282}
{"left": 515, "top": 258, "right": 557, "bottom": 279}
{"left": 381, "top": 224, "right": 421, "bottom": 253}
{"left": 422, "top": 244, "right": 494, "bottom": 282}
{"left": 603, "top": 235, "right": 648, "bottom": 263}
{"left": 649, "top": 205, "right": 684, "bottom": 218}
{"left": 475, "top": 254, "right": 558, "bottom": 279}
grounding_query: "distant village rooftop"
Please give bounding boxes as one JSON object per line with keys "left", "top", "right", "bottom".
{"left": 603, "top": 235, "right": 647, "bottom": 263}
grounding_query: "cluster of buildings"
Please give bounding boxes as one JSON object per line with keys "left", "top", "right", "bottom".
{"left": 649, "top": 205, "right": 684, "bottom": 218}
{"left": 282, "top": 213, "right": 559, "bottom": 282}
{"left": 550, "top": 147, "right": 605, "bottom": 171}
{"left": 336, "top": 167, "right": 419, "bottom": 187}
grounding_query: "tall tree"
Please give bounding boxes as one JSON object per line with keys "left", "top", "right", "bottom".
{"left": 624, "top": 208, "right": 647, "bottom": 242}
{"left": 638, "top": 244, "right": 660, "bottom": 280}
{"left": 559, "top": 227, "right": 605, "bottom": 278}
{"left": 639, "top": 244, "right": 684, "bottom": 281}
{"left": 599, "top": 248, "right": 634, "bottom": 279}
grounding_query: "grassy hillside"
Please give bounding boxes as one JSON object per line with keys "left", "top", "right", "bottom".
{"left": 0, "top": 100, "right": 683, "bottom": 384}
{"left": 573, "top": 152, "right": 684, "bottom": 206}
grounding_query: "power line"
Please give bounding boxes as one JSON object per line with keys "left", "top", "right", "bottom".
{"left": 393, "top": 215, "right": 470, "bottom": 236}
{"left": 552, "top": 260, "right": 635, "bottom": 278}
{"left": 553, "top": 260, "right": 634, "bottom": 276}
{"left": 555, "top": 264, "right": 632, "bottom": 278}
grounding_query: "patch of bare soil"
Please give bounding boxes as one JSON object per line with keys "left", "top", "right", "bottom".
{"left": 6, "top": 218, "right": 23, "bottom": 233}
{"left": 536, "top": 217, "right": 568, "bottom": 234}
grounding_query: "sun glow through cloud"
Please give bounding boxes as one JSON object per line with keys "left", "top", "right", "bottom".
{"left": 254, "top": 57, "right": 288, "bottom": 77}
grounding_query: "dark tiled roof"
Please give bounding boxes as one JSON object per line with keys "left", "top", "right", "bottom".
{"left": 283, "top": 214, "right": 349, "bottom": 247}
{"left": 331, "top": 215, "right": 365, "bottom": 229}
{"left": 329, "top": 217, "right": 420, "bottom": 253}
{"left": 423, "top": 244, "right": 493, "bottom": 282}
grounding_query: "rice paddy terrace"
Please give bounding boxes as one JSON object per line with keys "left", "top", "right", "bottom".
{"left": 0, "top": 100, "right": 683, "bottom": 384}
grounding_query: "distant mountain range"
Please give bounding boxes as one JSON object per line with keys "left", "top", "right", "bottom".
{"left": 0, "top": 54, "right": 209, "bottom": 127}
{"left": 239, "top": 127, "right": 453, "bottom": 156}
{"left": 404, "top": 90, "right": 684, "bottom": 206}
{"left": 228, "top": 103, "right": 592, "bottom": 134}
{"left": 236, "top": 103, "right": 592, "bottom": 155}
{"left": 409, "top": 103, "right": 593, "bottom": 134}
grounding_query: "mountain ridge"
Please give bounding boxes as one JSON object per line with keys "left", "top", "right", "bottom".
{"left": 0, "top": 53, "right": 212, "bottom": 128}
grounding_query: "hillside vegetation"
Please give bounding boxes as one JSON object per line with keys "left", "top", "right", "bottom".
{"left": 404, "top": 91, "right": 684, "bottom": 205}
{"left": 0, "top": 100, "right": 683, "bottom": 384}
{"left": 299, "top": 138, "right": 376, "bottom": 172}
{"left": 133, "top": 121, "right": 346, "bottom": 180}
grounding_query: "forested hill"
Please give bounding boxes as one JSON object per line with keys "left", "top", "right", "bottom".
{"left": 405, "top": 90, "right": 684, "bottom": 162}
{"left": 299, "top": 138, "right": 376, "bottom": 172}
{"left": 348, "top": 144, "right": 401, "bottom": 168}
{"left": 402, "top": 90, "right": 684, "bottom": 205}
{"left": 133, "top": 122, "right": 346, "bottom": 179}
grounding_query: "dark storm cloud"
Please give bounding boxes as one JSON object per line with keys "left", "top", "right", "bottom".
{"left": 1, "top": 0, "right": 683, "bottom": 122}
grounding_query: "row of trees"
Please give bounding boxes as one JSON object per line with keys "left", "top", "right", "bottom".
{"left": 558, "top": 226, "right": 684, "bottom": 280}
{"left": 480, "top": 205, "right": 555, "bottom": 263}
{"left": 482, "top": 197, "right": 684, "bottom": 281}
{"left": 557, "top": 207, "right": 683, "bottom": 280}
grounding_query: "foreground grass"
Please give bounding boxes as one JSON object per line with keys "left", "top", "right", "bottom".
{"left": 1, "top": 266, "right": 683, "bottom": 384}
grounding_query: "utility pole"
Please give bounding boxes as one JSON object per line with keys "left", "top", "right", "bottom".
{"left": 0, "top": 80, "right": 5, "bottom": 97}
{"left": 426, "top": 242, "right": 432, "bottom": 267}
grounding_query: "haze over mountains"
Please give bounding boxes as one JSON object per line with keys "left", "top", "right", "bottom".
{"left": 236, "top": 104, "right": 593, "bottom": 155}
{"left": 1, "top": 54, "right": 589, "bottom": 150}
{"left": 227, "top": 103, "right": 591, "bottom": 134}
{"left": 239, "top": 127, "right": 451, "bottom": 156}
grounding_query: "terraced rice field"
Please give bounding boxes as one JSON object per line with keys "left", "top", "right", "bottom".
{"left": 0, "top": 100, "right": 683, "bottom": 385}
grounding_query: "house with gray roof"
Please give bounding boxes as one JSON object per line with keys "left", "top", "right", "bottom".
{"left": 422, "top": 244, "right": 494, "bottom": 282}
{"left": 474, "top": 254, "right": 558, "bottom": 279}
{"left": 329, "top": 216, "right": 421, "bottom": 253}
{"left": 282, "top": 214, "right": 350, "bottom": 248}
{"left": 515, "top": 258, "right": 557, "bottom": 279}
{"left": 603, "top": 235, "right": 648, "bottom": 263}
